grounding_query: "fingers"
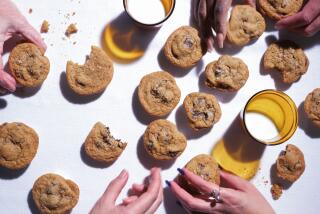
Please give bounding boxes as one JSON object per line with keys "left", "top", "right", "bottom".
{"left": 100, "top": 169, "right": 129, "bottom": 206}
{"left": 297, "top": 15, "right": 320, "bottom": 37}
{"left": 192, "top": 0, "right": 200, "bottom": 23}
{"left": 275, "top": 2, "right": 320, "bottom": 30}
{"left": 18, "top": 23, "right": 47, "bottom": 51}
{"left": 122, "top": 195, "right": 138, "bottom": 205}
{"left": 131, "top": 183, "right": 146, "bottom": 193}
{"left": 180, "top": 168, "right": 220, "bottom": 195}
{"left": 213, "top": 0, "right": 232, "bottom": 48}
{"left": 128, "top": 168, "right": 162, "bottom": 213}
{"left": 145, "top": 179, "right": 163, "bottom": 214}
{"left": 197, "top": 0, "right": 215, "bottom": 51}
{"left": 220, "top": 170, "right": 252, "bottom": 191}
{"left": 169, "top": 181, "right": 223, "bottom": 213}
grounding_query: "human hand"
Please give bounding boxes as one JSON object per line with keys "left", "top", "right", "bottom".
{"left": 90, "top": 168, "right": 163, "bottom": 214}
{"left": 275, "top": 0, "right": 320, "bottom": 37}
{"left": 192, "top": 0, "right": 256, "bottom": 50}
{"left": 167, "top": 168, "right": 275, "bottom": 214}
{"left": 0, "top": 0, "right": 46, "bottom": 92}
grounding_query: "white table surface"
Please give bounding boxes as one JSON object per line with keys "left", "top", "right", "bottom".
{"left": 0, "top": 0, "right": 319, "bottom": 213}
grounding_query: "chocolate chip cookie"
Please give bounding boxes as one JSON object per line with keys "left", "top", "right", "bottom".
{"left": 66, "top": 46, "right": 113, "bottom": 95}
{"left": 276, "top": 144, "right": 305, "bottom": 182}
{"left": 205, "top": 55, "right": 249, "bottom": 91}
{"left": 183, "top": 92, "right": 221, "bottom": 130}
{"left": 84, "top": 122, "right": 127, "bottom": 163}
{"left": 227, "top": 5, "right": 266, "bottom": 46}
{"left": 164, "top": 26, "right": 206, "bottom": 68}
{"left": 138, "top": 71, "right": 181, "bottom": 117}
{"left": 143, "top": 119, "right": 187, "bottom": 160}
{"left": 0, "top": 122, "right": 39, "bottom": 170}
{"left": 263, "top": 41, "right": 309, "bottom": 83}
{"left": 178, "top": 154, "right": 220, "bottom": 194}
{"left": 258, "top": 0, "right": 304, "bottom": 20}
{"left": 304, "top": 88, "right": 320, "bottom": 127}
{"left": 32, "top": 173, "right": 79, "bottom": 214}
{"left": 8, "top": 43, "right": 50, "bottom": 87}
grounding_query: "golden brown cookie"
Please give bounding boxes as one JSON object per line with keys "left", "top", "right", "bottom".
{"left": 164, "top": 26, "right": 206, "bottom": 68}
{"left": 263, "top": 41, "right": 309, "bottom": 83}
{"left": 227, "top": 5, "right": 266, "bottom": 46}
{"left": 32, "top": 173, "right": 79, "bottom": 214}
{"left": 183, "top": 92, "right": 221, "bottom": 130}
{"left": 84, "top": 122, "right": 127, "bottom": 163}
{"left": 8, "top": 43, "right": 50, "bottom": 87}
{"left": 138, "top": 71, "right": 181, "bottom": 117}
{"left": 304, "top": 88, "right": 320, "bottom": 127}
{"left": 258, "top": 0, "right": 303, "bottom": 20}
{"left": 0, "top": 122, "right": 39, "bottom": 170}
{"left": 271, "top": 183, "right": 283, "bottom": 200}
{"left": 178, "top": 154, "right": 220, "bottom": 194}
{"left": 143, "top": 119, "right": 187, "bottom": 160}
{"left": 66, "top": 46, "right": 113, "bottom": 95}
{"left": 205, "top": 55, "right": 249, "bottom": 91}
{"left": 276, "top": 144, "right": 305, "bottom": 182}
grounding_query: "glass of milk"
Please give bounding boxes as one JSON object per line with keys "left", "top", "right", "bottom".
{"left": 241, "top": 90, "right": 298, "bottom": 145}
{"left": 123, "top": 0, "right": 175, "bottom": 27}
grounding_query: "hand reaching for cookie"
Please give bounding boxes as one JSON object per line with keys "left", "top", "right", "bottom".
{"left": 275, "top": 0, "right": 320, "bottom": 37}
{"left": 192, "top": 0, "right": 256, "bottom": 50}
{"left": 167, "top": 168, "right": 275, "bottom": 214}
{"left": 90, "top": 168, "right": 163, "bottom": 214}
{"left": 0, "top": 0, "right": 46, "bottom": 92}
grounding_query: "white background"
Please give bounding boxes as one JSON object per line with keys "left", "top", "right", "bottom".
{"left": 0, "top": 0, "right": 319, "bottom": 213}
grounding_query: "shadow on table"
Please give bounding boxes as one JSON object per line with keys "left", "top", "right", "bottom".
{"left": 131, "top": 86, "right": 168, "bottom": 125}
{"left": 136, "top": 135, "right": 176, "bottom": 170}
{"left": 0, "top": 98, "right": 7, "bottom": 109}
{"left": 0, "top": 166, "right": 29, "bottom": 180}
{"left": 278, "top": 29, "right": 320, "bottom": 50}
{"left": 198, "top": 72, "right": 238, "bottom": 103}
{"left": 298, "top": 102, "right": 320, "bottom": 139}
{"left": 100, "top": 12, "right": 159, "bottom": 64}
{"left": 175, "top": 105, "right": 212, "bottom": 140}
{"left": 163, "top": 187, "right": 187, "bottom": 214}
{"left": 59, "top": 72, "right": 103, "bottom": 104}
{"left": 80, "top": 144, "right": 116, "bottom": 168}
{"left": 27, "top": 190, "right": 41, "bottom": 214}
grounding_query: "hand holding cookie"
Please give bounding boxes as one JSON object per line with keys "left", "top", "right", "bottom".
{"left": 168, "top": 168, "right": 275, "bottom": 214}
{"left": 192, "top": 0, "right": 256, "bottom": 50}
{"left": 275, "top": 0, "right": 320, "bottom": 37}
{"left": 90, "top": 168, "right": 163, "bottom": 214}
{"left": 0, "top": 0, "right": 46, "bottom": 92}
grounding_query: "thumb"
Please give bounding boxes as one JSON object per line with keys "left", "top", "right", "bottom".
{"left": 100, "top": 169, "right": 129, "bottom": 205}
{"left": 0, "top": 43, "right": 16, "bottom": 92}
{"left": 17, "top": 22, "right": 47, "bottom": 52}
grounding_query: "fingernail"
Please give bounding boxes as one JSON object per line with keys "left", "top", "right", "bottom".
{"left": 119, "top": 169, "right": 127, "bottom": 178}
{"left": 165, "top": 180, "right": 171, "bottom": 187}
{"left": 177, "top": 168, "right": 185, "bottom": 175}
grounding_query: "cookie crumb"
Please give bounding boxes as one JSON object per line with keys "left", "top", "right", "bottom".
{"left": 72, "top": 12, "right": 76, "bottom": 16}
{"left": 40, "top": 20, "right": 49, "bottom": 33}
{"left": 28, "top": 8, "right": 33, "bottom": 14}
{"left": 65, "top": 24, "right": 78, "bottom": 37}
{"left": 271, "top": 184, "right": 283, "bottom": 200}
{"left": 73, "top": 41, "right": 77, "bottom": 45}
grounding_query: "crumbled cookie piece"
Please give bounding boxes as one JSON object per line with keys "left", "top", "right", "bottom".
{"left": 276, "top": 144, "right": 305, "bottom": 182}
{"left": 65, "top": 23, "right": 78, "bottom": 37}
{"left": 271, "top": 183, "right": 283, "bottom": 200}
{"left": 41, "top": 20, "right": 49, "bottom": 33}
{"left": 84, "top": 122, "right": 127, "bottom": 163}
{"left": 28, "top": 8, "right": 33, "bottom": 14}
